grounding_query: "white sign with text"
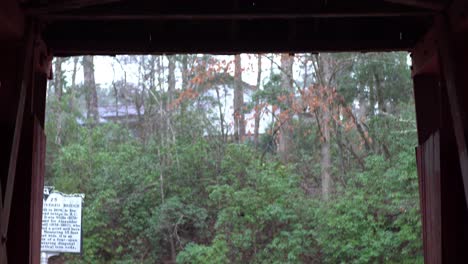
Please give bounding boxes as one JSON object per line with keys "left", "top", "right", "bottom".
{"left": 41, "top": 192, "right": 84, "bottom": 253}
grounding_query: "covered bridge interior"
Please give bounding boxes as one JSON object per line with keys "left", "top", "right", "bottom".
{"left": 1, "top": 0, "right": 468, "bottom": 263}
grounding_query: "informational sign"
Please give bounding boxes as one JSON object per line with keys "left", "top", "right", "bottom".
{"left": 41, "top": 189, "right": 84, "bottom": 253}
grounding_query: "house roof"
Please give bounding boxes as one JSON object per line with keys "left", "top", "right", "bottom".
{"left": 98, "top": 105, "right": 144, "bottom": 119}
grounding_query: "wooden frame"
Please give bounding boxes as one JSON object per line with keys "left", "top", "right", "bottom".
{"left": 0, "top": 0, "right": 468, "bottom": 263}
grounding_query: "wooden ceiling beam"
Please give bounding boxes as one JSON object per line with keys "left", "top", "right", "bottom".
{"left": 411, "top": 26, "right": 438, "bottom": 76}
{"left": 25, "top": 0, "right": 124, "bottom": 15}
{"left": 48, "top": 38, "right": 415, "bottom": 56}
{"left": 384, "top": 0, "right": 446, "bottom": 11}
{"left": 447, "top": 0, "right": 468, "bottom": 31}
{"left": 42, "top": 0, "right": 430, "bottom": 55}
{"left": 44, "top": 19, "right": 423, "bottom": 55}
{"left": 0, "top": 0, "right": 25, "bottom": 40}
{"left": 411, "top": 0, "right": 468, "bottom": 76}
{"left": 44, "top": 11, "right": 434, "bottom": 21}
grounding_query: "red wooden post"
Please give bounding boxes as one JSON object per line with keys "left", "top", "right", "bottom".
{"left": 416, "top": 133, "right": 442, "bottom": 264}
{"left": 29, "top": 117, "right": 46, "bottom": 264}
{"left": 413, "top": 73, "right": 442, "bottom": 263}
{"left": 412, "top": 13, "right": 468, "bottom": 261}
{"left": 436, "top": 15, "right": 468, "bottom": 207}
{"left": 0, "top": 21, "right": 49, "bottom": 263}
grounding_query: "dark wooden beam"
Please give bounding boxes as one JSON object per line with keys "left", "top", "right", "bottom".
{"left": 28, "top": 85, "right": 47, "bottom": 264}
{"left": 447, "top": 0, "right": 468, "bottom": 31}
{"left": 384, "top": 0, "right": 446, "bottom": 11}
{"left": 416, "top": 132, "right": 442, "bottom": 263}
{"left": 436, "top": 14, "right": 468, "bottom": 206}
{"left": 0, "top": 21, "right": 36, "bottom": 263}
{"left": 44, "top": 16, "right": 427, "bottom": 55}
{"left": 26, "top": 0, "right": 124, "bottom": 15}
{"left": 47, "top": 37, "right": 416, "bottom": 56}
{"left": 44, "top": 11, "right": 434, "bottom": 21}
{"left": 410, "top": 0, "right": 468, "bottom": 75}
{"left": 38, "top": 0, "right": 436, "bottom": 21}
{"left": 413, "top": 74, "right": 441, "bottom": 144}
{"left": 438, "top": 77, "right": 468, "bottom": 263}
{"left": 412, "top": 3, "right": 468, "bottom": 259}
{"left": 0, "top": 0, "right": 25, "bottom": 40}
{"left": 0, "top": 20, "right": 49, "bottom": 263}
{"left": 410, "top": 27, "right": 438, "bottom": 76}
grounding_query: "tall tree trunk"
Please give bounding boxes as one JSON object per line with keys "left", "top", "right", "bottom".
{"left": 233, "top": 54, "right": 245, "bottom": 143}
{"left": 334, "top": 109, "right": 348, "bottom": 186}
{"left": 54, "top": 57, "right": 64, "bottom": 145}
{"left": 318, "top": 53, "right": 334, "bottom": 200}
{"left": 372, "top": 66, "right": 391, "bottom": 158}
{"left": 69, "top": 57, "right": 79, "bottom": 110}
{"left": 54, "top": 57, "right": 63, "bottom": 99}
{"left": 278, "top": 53, "right": 294, "bottom": 162}
{"left": 181, "top": 55, "right": 189, "bottom": 90}
{"left": 373, "top": 67, "right": 386, "bottom": 113}
{"left": 138, "top": 56, "right": 150, "bottom": 142}
{"left": 254, "top": 55, "right": 262, "bottom": 148}
{"left": 166, "top": 55, "right": 178, "bottom": 151}
{"left": 167, "top": 55, "right": 176, "bottom": 106}
{"left": 180, "top": 55, "right": 189, "bottom": 117}
{"left": 369, "top": 73, "right": 376, "bottom": 118}
{"left": 321, "top": 106, "right": 331, "bottom": 200}
{"left": 169, "top": 234, "right": 176, "bottom": 263}
{"left": 83, "top": 56, "right": 99, "bottom": 124}
{"left": 215, "top": 85, "right": 226, "bottom": 142}
{"left": 166, "top": 55, "right": 176, "bottom": 133}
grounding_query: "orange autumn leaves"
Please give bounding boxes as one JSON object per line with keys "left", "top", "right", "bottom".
{"left": 170, "top": 55, "right": 371, "bottom": 148}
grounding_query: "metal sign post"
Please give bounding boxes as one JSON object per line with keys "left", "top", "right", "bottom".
{"left": 40, "top": 252, "right": 59, "bottom": 264}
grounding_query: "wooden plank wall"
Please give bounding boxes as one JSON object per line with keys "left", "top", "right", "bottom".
{"left": 29, "top": 117, "right": 46, "bottom": 264}
{"left": 0, "top": 21, "right": 50, "bottom": 264}
{"left": 416, "top": 133, "right": 441, "bottom": 263}
{"left": 413, "top": 72, "right": 468, "bottom": 264}
{"left": 413, "top": 19, "right": 468, "bottom": 261}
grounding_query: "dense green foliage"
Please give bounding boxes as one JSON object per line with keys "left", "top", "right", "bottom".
{"left": 45, "top": 53, "right": 422, "bottom": 263}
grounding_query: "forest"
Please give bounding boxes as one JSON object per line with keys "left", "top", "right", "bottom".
{"left": 45, "top": 53, "right": 422, "bottom": 263}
